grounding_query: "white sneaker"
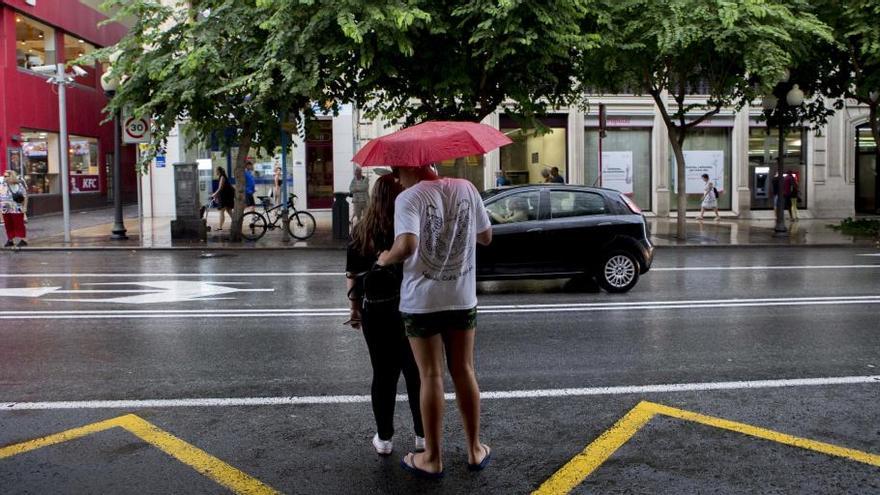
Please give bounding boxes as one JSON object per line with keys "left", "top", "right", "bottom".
{"left": 414, "top": 435, "right": 426, "bottom": 452}
{"left": 372, "top": 433, "right": 393, "bottom": 455}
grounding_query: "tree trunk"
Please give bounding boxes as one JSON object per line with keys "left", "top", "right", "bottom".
{"left": 668, "top": 127, "right": 688, "bottom": 240}
{"left": 869, "top": 104, "right": 880, "bottom": 214}
{"left": 230, "top": 127, "right": 253, "bottom": 242}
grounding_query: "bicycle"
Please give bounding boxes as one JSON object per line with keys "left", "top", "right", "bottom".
{"left": 242, "top": 194, "right": 316, "bottom": 241}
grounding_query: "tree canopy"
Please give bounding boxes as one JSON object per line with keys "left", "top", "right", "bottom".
{"left": 582, "top": 0, "right": 832, "bottom": 238}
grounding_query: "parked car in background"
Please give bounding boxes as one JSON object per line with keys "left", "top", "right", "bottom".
{"left": 477, "top": 184, "right": 653, "bottom": 293}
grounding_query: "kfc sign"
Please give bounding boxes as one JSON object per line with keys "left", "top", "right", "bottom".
{"left": 71, "top": 175, "right": 100, "bottom": 193}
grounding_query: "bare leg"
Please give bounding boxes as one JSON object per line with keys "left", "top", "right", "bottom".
{"left": 407, "top": 334, "right": 445, "bottom": 473}
{"left": 218, "top": 209, "right": 226, "bottom": 230}
{"left": 699, "top": 207, "right": 705, "bottom": 220}
{"left": 444, "top": 328, "right": 487, "bottom": 464}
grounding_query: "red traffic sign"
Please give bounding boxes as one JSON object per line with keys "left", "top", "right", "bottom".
{"left": 123, "top": 117, "right": 150, "bottom": 143}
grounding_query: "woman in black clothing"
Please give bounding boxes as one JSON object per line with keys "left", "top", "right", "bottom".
{"left": 345, "top": 174, "right": 424, "bottom": 455}
{"left": 211, "top": 167, "right": 235, "bottom": 230}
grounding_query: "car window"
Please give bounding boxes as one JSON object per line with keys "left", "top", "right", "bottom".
{"left": 486, "top": 190, "right": 540, "bottom": 225}
{"left": 550, "top": 191, "right": 606, "bottom": 218}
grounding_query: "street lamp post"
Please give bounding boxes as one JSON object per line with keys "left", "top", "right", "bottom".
{"left": 762, "top": 84, "right": 804, "bottom": 236}
{"left": 101, "top": 68, "right": 128, "bottom": 240}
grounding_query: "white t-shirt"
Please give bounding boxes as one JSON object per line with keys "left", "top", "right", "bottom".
{"left": 394, "top": 178, "right": 491, "bottom": 314}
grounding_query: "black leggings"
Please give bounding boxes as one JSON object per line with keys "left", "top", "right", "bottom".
{"left": 361, "top": 303, "right": 424, "bottom": 441}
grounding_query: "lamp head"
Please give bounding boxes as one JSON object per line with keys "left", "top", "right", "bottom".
{"left": 786, "top": 84, "right": 804, "bottom": 106}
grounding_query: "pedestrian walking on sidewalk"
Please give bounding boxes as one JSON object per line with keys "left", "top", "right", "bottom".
{"left": 350, "top": 166, "right": 369, "bottom": 225}
{"left": 784, "top": 171, "right": 799, "bottom": 222}
{"left": 699, "top": 173, "right": 720, "bottom": 220}
{"left": 211, "top": 167, "right": 234, "bottom": 231}
{"left": 345, "top": 174, "right": 424, "bottom": 456}
{"left": 1, "top": 170, "right": 28, "bottom": 247}
{"left": 378, "top": 165, "right": 493, "bottom": 478}
{"left": 244, "top": 160, "right": 256, "bottom": 212}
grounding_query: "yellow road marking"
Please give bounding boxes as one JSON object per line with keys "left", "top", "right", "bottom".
{"left": 533, "top": 401, "right": 880, "bottom": 495}
{"left": 0, "top": 414, "right": 279, "bottom": 495}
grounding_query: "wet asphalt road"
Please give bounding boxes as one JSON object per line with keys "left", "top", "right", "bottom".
{"left": 0, "top": 247, "right": 879, "bottom": 494}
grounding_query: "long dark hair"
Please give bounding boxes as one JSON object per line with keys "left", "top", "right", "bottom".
{"left": 351, "top": 174, "right": 403, "bottom": 256}
{"left": 217, "top": 167, "right": 228, "bottom": 180}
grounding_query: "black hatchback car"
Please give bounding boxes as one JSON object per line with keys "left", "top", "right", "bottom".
{"left": 476, "top": 184, "right": 653, "bottom": 292}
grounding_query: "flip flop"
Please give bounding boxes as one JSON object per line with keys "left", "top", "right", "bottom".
{"left": 400, "top": 452, "right": 444, "bottom": 479}
{"left": 467, "top": 444, "right": 492, "bottom": 471}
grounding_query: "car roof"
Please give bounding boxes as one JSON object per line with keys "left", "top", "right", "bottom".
{"left": 485, "top": 184, "right": 622, "bottom": 196}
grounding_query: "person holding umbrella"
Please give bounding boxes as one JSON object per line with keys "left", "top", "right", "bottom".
{"left": 357, "top": 121, "right": 508, "bottom": 478}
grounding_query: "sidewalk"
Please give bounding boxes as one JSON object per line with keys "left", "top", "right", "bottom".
{"left": 6, "top": 205, "right": 878, "bottom": 250}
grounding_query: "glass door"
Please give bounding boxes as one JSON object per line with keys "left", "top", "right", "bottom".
{"left": 305, "top": 120, "right": 334, "bottom": 209}
{"left": 855, "top": 124, "right": 878, "bottom": 214}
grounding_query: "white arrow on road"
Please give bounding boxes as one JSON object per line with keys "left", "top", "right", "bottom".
{"left": 0, "top": 287, "right": 62, "bottom": 298}
{"left": 0, "top": 281, "right": 273, "bottom": 304}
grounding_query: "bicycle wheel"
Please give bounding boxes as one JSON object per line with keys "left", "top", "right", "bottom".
{"left": 287, "top": 211, "right": 316, "bottom": 240}
{"left": 242, "top": 211, "right": 268, "bottom": 241}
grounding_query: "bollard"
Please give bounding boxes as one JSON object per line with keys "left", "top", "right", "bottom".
{"left": 332, "top": 192, "right": 351, "bottom": 241}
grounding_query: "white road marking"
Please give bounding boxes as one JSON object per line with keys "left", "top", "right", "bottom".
{"left": 0, "top": 263, "right": 879, "bottom": 278}
{"left": 1, "top": 295, "right": 879, "bottom": 319}
{"left": 0, "top": 281, "right": 274, "bottom": 304}
{"left": 1, "top": 375, "right": 876, "bottom": 410}
{"left": 858, "top": 253, "right": 880, "bottom": 257}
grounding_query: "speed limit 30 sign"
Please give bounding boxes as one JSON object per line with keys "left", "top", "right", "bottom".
{"left": 123, "top": 117, "right": 151, "bottom": 143}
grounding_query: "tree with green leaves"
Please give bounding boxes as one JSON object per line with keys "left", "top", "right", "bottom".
{"left": 327, "top": 0, "right": 598, "bottom": 127}
{"left": 582, "top": 0, "right": 832, "bottom": 239}
{"left": 98, "top": 0, "right": 438, "bottom": 240}
{"left": 816, "top": 0, "right": 880, "bottom": 213}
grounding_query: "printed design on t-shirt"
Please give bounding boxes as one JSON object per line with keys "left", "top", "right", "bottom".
{"left": 419, "top": 199, "right": 473, "bottom": 281}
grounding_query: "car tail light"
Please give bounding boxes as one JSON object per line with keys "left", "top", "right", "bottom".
{"left": 621, "top": 194, "right": 641, "bottom": 214}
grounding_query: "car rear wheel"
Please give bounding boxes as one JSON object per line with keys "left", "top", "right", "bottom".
{"left": 597, "top": 250, "right": 640, "bottom": 293}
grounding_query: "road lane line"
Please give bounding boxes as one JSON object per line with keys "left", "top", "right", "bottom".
{"left": 2, "top": 375, "right": 877, "bottom": 410}
{"left": 0, "top": 414, "right": 280, "bottom": 495}
{"left": 0, "top": 263, "right": 879, "bottom": 278}
{"left": 2, "top": 295, "right": 879, "bottom": 319}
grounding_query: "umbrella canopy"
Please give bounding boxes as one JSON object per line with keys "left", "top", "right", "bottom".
{"left": 352, "top": 121, "right": 512, "bottom": 167}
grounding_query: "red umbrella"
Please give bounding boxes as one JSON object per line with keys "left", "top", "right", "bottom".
{"left": 352, "top": 121, "right": 512, "bottom": 167}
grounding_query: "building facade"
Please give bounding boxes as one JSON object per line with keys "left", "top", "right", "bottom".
{"left": 0, "top": 0, "right": 136, "bottom": 215}
{"left": 145, "top": 97, "right": 876, "bottom": 220}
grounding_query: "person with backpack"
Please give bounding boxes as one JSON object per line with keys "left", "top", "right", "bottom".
{"left": 784, "top": 171, "right": 799, "bottom": 222}
{"left": 1, "top": 170, "right": 28, "bottom": 247}
{"left": 345, "top": 174, "right": 424, "bottom": 456}
{"left": 699, "top": 173, "right": 720, "bottom": 220}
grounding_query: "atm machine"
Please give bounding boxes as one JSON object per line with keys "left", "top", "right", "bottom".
{"left": 197, "top": 158, "right": 214, "bottom": 206}
{"left": 752, "top": 166, "right": 771, "bottom": 209}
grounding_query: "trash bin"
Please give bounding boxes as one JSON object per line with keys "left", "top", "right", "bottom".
{"left": 332, "top": 192, "right": 351, "bottom": 241}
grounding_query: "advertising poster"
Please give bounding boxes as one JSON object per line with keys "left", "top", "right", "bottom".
{"left": 673, "top": 150, "right": 724, "bottom": 193}
{"left": 601, "top": 151, "right": 633, "bottom": 194}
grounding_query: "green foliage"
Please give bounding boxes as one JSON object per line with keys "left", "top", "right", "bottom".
{"left": 585, "top": 0, "right": 832, "bottom": 128}
{"left": 334, "top": 0, "right": 599, "bottom": 126}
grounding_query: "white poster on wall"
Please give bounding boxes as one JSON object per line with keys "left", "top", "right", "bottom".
{"left": 673, "top": 150, "right": 724, "bottom": 194}
{"left": 601, "top": 151, "right": 633, "bottom": 194}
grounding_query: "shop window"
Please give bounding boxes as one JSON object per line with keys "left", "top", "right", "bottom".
{"left": 668, "top": 127, "right": 733, "bottom": 211}
{"left": 500, "top": 115, "right": 568, "bottom": 186}
{"left": 551, "top": 190, "right": 606, "bottom": 218}
{"left": 748, "top": 127, "right": 806, "bottom": 210}
{"left": 15, "top": 14, "right": 56, "bottom": 70}
{"left": 69, "top": 136, "right": 101, "bottom": 193}
{"left": 486, "top": 190, "right": 540, "bottom": 224}
{"left": 21, "top": 131, "right": 58, "bottom": 195}
{"left": 437, "top": 155, "right": 485, "bottom": 191}
{"left": 64, "top": 35, "right": 97, "bottom": 87}
{"left": 585, "top": 128, "right": 652, "bottom": 210}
